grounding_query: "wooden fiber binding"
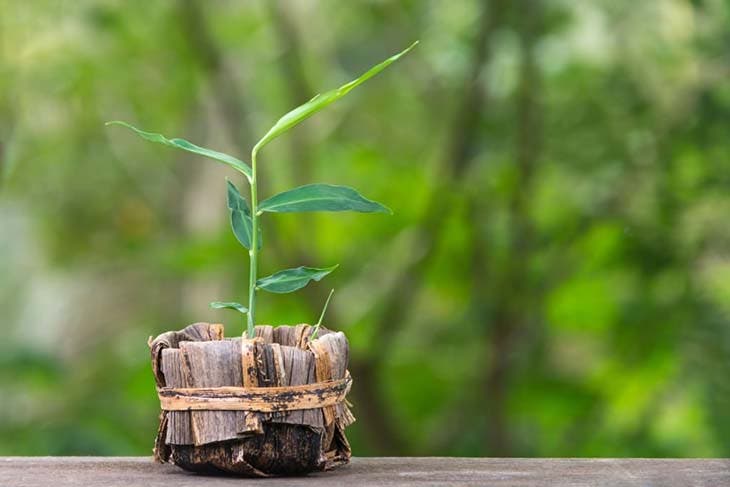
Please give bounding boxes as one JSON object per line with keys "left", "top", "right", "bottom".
{"left": 157, "top": 374, "right": 352, "bottom": 412}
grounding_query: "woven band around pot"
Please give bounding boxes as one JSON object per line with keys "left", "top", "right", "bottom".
{"left": 157, "top": 372, "right": 352, "bottom": 412}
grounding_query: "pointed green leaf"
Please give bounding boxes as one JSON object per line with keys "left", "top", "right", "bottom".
{"left": 257, "top": 265, "right": 338, "bottom": 294}
{"left": 226, "top": 180, "right": 261, "bottom": 250}
{"left": 107, "top": 121, "right": 253, "bottom": 181}
{"left": 259, "top": 184, "right": 392, "bottom": 214}
{"left": 230, "top": 208, "right": 255, "bottom": 250}
{"left": 210, "top": 301, "right": 248, "bottom": 314}
{"left": 253, "top": 41, "right": 418, "bottom": 153}
{"left": 226, "top": 179, "right": 250, "bottom": 214}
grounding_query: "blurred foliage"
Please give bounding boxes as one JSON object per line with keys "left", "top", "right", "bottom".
{"left": 2, "top": 0, "right": 730, "bottom": 457}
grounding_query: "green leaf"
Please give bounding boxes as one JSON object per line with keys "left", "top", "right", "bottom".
{"left": 253, "top": 41, "right": 418, "bottom": 153}
{"left": 226, "top": 180, "right": 260, "bottom": 250}
{"left": 106, "top": 121, "right": 253, "bottom": 181}
{"left": 230, "top": 209, "right": 256, "bottom": 250}
{"left": 210, "top": 301, "right": 248, "bottom": 314}
{"left": 257, "top": 265, "right": 338, "bottom": 294}
{"left": 259, "top": 184, "right": 392, "bottom": 214}
{"left": 226, "top": 179, "right": 250, "bottom": 214}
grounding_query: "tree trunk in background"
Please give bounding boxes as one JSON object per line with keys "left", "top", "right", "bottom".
{"left": 180, "top": 0, "right": 255, "bottom": 152}
{"left": 268, "top": 0, "right": 314, "bottom": 188}
{"left": 481, "top": 0, "right": 542, "bottom": 456}
{"left": 341, "top": 0, "right": 508, "bottom": 455}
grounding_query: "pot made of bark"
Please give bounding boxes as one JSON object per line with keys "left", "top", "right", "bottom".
{"left": 149, "top": 323, "right": 355, "bottom": 477}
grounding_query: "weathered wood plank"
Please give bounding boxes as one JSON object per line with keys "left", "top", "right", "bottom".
{"left": 1, "top": 457, "right": 729, "bottom": 487}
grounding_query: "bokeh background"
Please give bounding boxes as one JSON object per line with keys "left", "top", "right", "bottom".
{"left": 2, "top": 0, "right": 730, "bottom": 457}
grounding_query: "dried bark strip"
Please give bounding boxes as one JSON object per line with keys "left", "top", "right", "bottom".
{"left": 158, "top": 374, "right": 352, "bottom": 411}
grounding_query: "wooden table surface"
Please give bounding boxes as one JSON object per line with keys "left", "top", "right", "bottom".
{"left": 2, "top": 457, "right": 729, "bottom": 486}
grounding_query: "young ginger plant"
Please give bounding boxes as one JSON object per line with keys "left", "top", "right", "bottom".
{"left": 108, "top": 42, "right": 417, "bottom": 338}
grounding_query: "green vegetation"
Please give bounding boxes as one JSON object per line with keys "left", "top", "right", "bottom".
{"left": 107, "top": 42, "right": 413, "bottom": 337}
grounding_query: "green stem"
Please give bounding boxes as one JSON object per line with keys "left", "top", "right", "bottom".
{"left": 247, "top": 149, "right": 259, "bottom": 338}
{"left": 311, "top": 289, "right": 335, "bottom": 339}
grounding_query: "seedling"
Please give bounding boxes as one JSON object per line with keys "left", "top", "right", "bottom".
{"left": 108, "top": 42, "right": 417, "bottom": 338}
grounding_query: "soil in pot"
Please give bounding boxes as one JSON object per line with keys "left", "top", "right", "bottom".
{"left": 149, "top": 322, "right": 355, "bottom": 477}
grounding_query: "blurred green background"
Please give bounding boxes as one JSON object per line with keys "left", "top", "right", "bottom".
{"left": 2, "top": 0, "right": 730, "bottom": 457}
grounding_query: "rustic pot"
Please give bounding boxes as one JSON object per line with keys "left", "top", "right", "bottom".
{"left": 149, "top": 322, "right": 354, "bottom": 477}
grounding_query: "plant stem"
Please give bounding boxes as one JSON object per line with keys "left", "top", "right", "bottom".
{"left": 247, "top": 149, "right": 259, "bottom": 338}
{"left": 311, "top": 289, "right": 335, "bottom": 339}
